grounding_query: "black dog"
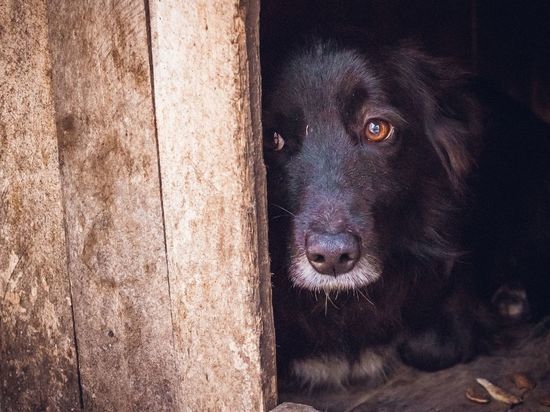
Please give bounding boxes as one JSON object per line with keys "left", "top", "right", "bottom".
{"left": 263, "top": 37, "right": 550, "bottom": 389}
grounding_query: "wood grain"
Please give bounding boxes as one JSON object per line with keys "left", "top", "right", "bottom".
{"left": 149, "top": 0, "right": 277, "bottom": 409}
{"left": 0, "top": 1, "right": 80, "bottom": 409}
{"left": 46, "top": 1, "right": 177, "bottom": 409}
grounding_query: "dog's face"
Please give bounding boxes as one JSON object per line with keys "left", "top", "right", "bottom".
{"left": 264, "top": 42, "right": 480, "bottom": 292}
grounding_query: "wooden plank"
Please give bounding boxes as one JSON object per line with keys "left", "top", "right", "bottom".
{"left": 149, "top": 0, "right": 277, "bottom": 409}
{"left": 245, "top": 0, "right": 279, "bottom": 406}
{"left": 0, "top": 1, "right": 81, "bottom": 410}
{"left": 46, "top": 1, "right": 177, "bottom": 409}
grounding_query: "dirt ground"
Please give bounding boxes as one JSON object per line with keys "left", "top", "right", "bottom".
{"left": 279, "top": 318, "right": 550, "bottom": 411}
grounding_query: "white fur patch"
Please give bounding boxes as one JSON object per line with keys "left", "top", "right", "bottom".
{"left": 290, "top": 355, "right": 350, "bottom": 388}
{"left": 289, "top": 254, "right": 382, "bottom": 292}
{"left": 350, "top": 349, "right": 386, "bottom": 381}
{"left": 290, "top": 349, "right": 388, "bottom": 388}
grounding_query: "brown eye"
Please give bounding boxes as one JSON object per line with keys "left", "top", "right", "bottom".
{"left": 272, "top": 132, "right": 285, "bottom": 151}
{"left": 363, "top": 119, "right": 393, "bottom": 142}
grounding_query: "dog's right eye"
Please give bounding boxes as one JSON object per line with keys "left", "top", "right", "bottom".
{"left": 363, "top": 119, "right": 394, "bottom": 142}
{"left": 271, "top": 132, "right": 285, "bottom": 151}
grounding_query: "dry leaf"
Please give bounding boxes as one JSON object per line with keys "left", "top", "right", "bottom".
{"left": 476, "top": 378, "right": 522, "bottom": 405}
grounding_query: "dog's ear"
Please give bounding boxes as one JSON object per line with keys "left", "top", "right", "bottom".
{"left": 424, "top": 72, "right": 483, "bottom": 192}
{"left": 393, "top": 46, "right": 483, "bottom": 192}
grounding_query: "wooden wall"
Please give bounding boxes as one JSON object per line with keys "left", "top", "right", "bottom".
{"left": 0, "top": 0, "right": 276, "bottom": 410}
{"left": 0, "top": 2, "right": 81, "bottom": 409}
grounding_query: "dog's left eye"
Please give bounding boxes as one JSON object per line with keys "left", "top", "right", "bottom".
{"left": 363, "top": 119, "right": 394, "bottom": 142}
{"left": 271, "top": 131, "right": 285, "bottom": 151}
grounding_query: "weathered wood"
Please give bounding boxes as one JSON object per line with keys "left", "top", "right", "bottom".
{"left": 149, "top": 0, "right": 277, "bottom": 409}
{"left": 0, "top": 1, "right": 81, "bottom": 410}
{"left": 245, "top": 0, "right": 279, "bottom": 407}
{"left": 46, "top": 1, "right": 177, "bottom": 409}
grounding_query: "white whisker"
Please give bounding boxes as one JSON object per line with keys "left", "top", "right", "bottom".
{"left": 357, "top": 288, "right": 374, "bottom": 306}
{"left": 270, "top": 203, "right": 296, "bottom": 217}
{"left": 269, "top": 214, "right": 292, "bottom": 221}
{"left": 326, "top": 292, "right": 338, "bottom": 309}
{"left": 289, "top": 253, "right": 382, "bottom": 292}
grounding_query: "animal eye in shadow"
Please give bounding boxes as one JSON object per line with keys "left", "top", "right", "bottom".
{"left": 363, "top": 119, "right": 393, "bottom": 142}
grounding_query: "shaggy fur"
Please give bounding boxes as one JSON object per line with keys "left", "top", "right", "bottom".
{"left": 263, "top": 36, "right": 550, "bottom": 389}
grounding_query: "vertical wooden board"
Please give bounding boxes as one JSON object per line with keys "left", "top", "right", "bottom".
{"left": 0, "top": 1, "right": 81, "bottom": 410}
{"left": 149, "top": 0, "right": 277, "bottom": 409}
{"left": 244, "top": 0, "right": 279, "bottom": 406}
{"left": 46, "top": 0, "right": 177, "bottom": 409}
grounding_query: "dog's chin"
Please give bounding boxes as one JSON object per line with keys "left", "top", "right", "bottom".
{"left": 289, "top": 254, "right": 382, "bottom": 292}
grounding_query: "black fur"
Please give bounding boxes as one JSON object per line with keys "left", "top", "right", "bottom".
{"left": 263, "top": 37, "right": 550, "bottom": 387}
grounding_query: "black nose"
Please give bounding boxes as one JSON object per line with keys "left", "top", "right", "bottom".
{"left": 305, "top": 232, "right": 361, "bottom": 275}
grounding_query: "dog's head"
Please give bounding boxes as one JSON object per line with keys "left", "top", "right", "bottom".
{"left": 264, "top": 41, "right": 481, "bottom": 292}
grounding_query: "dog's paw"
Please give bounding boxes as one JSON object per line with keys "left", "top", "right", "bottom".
{"left": 398, "top": 310, "right": 479, "bottom": 372}
{"left": 398, "top": 329, "right": 466, "bottom": 371}
{"left": 491, "top": 283, "right": 531, "bottom": 322}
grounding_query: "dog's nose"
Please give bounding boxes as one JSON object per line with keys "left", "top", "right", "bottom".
{"left": 306, "top": 232, "right": 361, "bottom": 275}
